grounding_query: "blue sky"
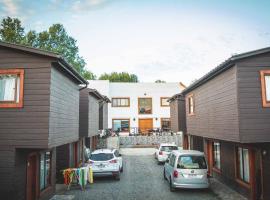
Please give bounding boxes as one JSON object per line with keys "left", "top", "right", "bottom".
{"left": 1, "top": 0, "right": 270, "bottom": 84}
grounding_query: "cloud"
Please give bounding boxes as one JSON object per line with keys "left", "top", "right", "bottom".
{"left": 0, "top": 0, "right": 18, "bottom": 16}
{"left": 71, "top": 0, "right": 113, "bottom": 12}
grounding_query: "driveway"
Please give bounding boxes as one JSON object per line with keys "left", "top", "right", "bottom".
{"left": 55, "top": 148, "right": 220, "bottom": 200}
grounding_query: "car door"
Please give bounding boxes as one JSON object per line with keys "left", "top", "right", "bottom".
{"left": 114, "top": 150, "right": 122, "bottom": 168}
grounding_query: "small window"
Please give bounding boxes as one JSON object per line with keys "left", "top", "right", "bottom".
{"left": 90, "top": 153, "right": 114, "bottom": 161}
{"left": 112, "top": 98, "right": 130, "bottom": 107}
{"left": 160, "top": 97, "right": 170, "bottom": 107}
{"left": 138, "top": 98, "right": 152, "bottom": 114}
{"left": 187, "top": 94, "right": 194, "bottom": 115}
{"left": 177, "top": 155, "right": 207, "bottom": 169}
{"left": 213, "top": 142, "right": 221, "bottom": 170}
{"left": 40, "top": 151, "right": 51, "bottom": 191}
{"left": 161, "top": 118, "right": 171, "bottom": 130}
{"left": 112, "top": 119, "right": 130, "bottom": 132}
{"left": 236, "top": 147, "right": 250, "bottom": 183}
{"left": 260, "top": 70, "right": 270, "bottom": 107}
{"left": 0, "top": 69, "right": 24, "bottom": 108}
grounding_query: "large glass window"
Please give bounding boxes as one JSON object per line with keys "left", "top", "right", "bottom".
{"left": 187, "top": 94, "right": 194, "bottom": 115}
{"left": 260, "top": 70, "right": 270, "bottom": 107}
{"left": 160, "top": 97, "right": 170, "bottom": 106}
{"left": 0, "top": 69, "right": 24, "bottom": 108}
{"left": 237, "top": 147, "right": 250, "bottom": 183}
{"left": 161, "top": 118, "right": 171, "bottom": 130}
{"left": 177, "top": 155, "right": 207, "bottom": 169}
{"left": 138, "top": 98, "right": 152, "bottom": 114}
{"left": 213, "top": 142, "right": 221, "bottom": 170}
{"left": 40, "top": 151, "right": 51, "bottom": 191}
{"left": 113, "top": 119, "right": 130, "bottom": 132}
{"left": 112, "top": 98, "right": 130, "bottom": 107}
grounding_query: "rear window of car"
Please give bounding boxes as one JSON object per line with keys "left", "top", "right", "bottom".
{"left": 177, "top": 155, "right": 207, "bottom": 169}
{"left": 90, "top": 153, "right": 114, "bottom": 161}
{"left": 161, "top": 146, "right": 178, "bottom": 152}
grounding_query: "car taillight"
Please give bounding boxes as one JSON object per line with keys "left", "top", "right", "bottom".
{"left": 109, "top": 159, "right": 117, "bottom": 163}
{"left": 159, "top": 151, "right": 163, "bottom": 155}
{"left": 173, "top": 170, "right": 178, "bottom": 178}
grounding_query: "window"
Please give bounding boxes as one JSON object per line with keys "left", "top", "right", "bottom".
{"left": 169, "top": 154, "right": 176, "bottom": 167}
{"left": 187, "top": 94, "right": 194, "bottom": 115}
{"left": 0, "top": 69, "right": 24, "bottom": 108}
{"left": 90, "top": 153, "right": 114, "bottom": 161}
{"left": 177, "top": 155, "right": 207, "bottom": 169}
{"left": 40, "top": 151, "right": 51, "bottom": 191}
{"left": 213, "top": 142, "right": 221, "bottom": 170}
{"left": 112, "top": 98, "right": 130, "bottom": 107}
{"left": 161, "top": 118, "right": 171, "bottom": 130}
{"left": 160, "top": 97, "right": 170, "bottom": 107}
{"left": 112, "top": 119, "right": 130, "bottom": 132}
{"left": 138, "top": 98, "right": 152, "bottom": 114}
{"left": 260, "top": 70, "right": 270, "bottom": 107}
{"left": 236, "top": 147, "right": 250, "bottom": 183}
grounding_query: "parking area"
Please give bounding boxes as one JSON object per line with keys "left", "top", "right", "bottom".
{"left": 55, "top": 148, "right": 220, "bottom": 200}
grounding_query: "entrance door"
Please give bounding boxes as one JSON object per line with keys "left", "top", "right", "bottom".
{"left": 26, "top": 153, "right": 38, "bottom": 200}
{"left": 139, "top": 118, "right": 153, "bottom": 135}
{"left": 206, "top": 141, "right": 213, "bottom": 176}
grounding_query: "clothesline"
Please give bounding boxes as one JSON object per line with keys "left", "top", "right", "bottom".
{"left": 62, "top": 165, "right": 93, "bottom": 191}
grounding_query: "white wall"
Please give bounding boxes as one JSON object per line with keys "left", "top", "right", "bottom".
{"left": 88, "top": 80, "right": 183, "bottom": 130}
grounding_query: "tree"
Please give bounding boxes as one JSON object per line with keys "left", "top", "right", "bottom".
{"left": 0, "top": 17, "right": 95, "bottom": 80}
{"left": 155, "top": 80, "right": 166, "bottom": 83}
{"left": 99, "top": 72, "right": 139, "bottom": 82}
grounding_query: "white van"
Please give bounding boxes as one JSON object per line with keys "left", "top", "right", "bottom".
{"left": 163, "top": 150, "right": 209, "bottom": 191}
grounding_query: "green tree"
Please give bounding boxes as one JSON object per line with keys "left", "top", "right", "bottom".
{"left": 0, "top": 17, "right": 95, "bottom": 80}
{"left": 99, "top": 72, "right": 138, "bottom": 82}
{"left": 155, "top": 80, "right": 166, "bottom": 83}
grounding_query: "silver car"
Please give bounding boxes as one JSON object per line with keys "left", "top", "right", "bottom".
{"left": 163, "top": 150, "right": 209, "bottom": 191}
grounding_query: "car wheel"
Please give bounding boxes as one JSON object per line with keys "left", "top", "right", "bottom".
{"left": 170, "top": 178, "right": 175, "bottom": 192}
{"left": 163, "top": 169, "right": 167, "bottom": 180}
{"left": 114, "top": 172, "right": 120, "bottom": 180}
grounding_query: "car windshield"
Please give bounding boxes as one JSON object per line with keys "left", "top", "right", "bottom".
{"left": 177, "top": 155, "right": 207, "bottom": 169}
{"left": 161, "top": 146, "right": 178, "bottom": 152}
{"left": 90, "top": 153, "right": 114, "bottom": 161}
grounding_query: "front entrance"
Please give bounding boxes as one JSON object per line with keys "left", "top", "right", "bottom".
{"left": 139, "top": 118, "right": 153, "bottom": 135}
{"left": 26, "top": 153, "right": 38, "bottom": 200}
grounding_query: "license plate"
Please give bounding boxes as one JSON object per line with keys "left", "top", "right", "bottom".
{"left": 188, "top": 174, "right": 197, "bottom": 178}
{"left": 98, "top": 164, "right": 105, "bottom": 168}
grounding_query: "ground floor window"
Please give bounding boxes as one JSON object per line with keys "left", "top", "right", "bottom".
{"left": 213, "top": 142, "right": 221, "bottom": 170}
{"left": 161, "top": 118, "right": 171, "bottom": 130}
{"left": 113, "top": 119, "right": 130, "bottom": 132}
{"left": 40, "top": 151, "right": 51, "bottom": 191}
{"left": 236, "top": 147, "right": 250, "bottom": 183}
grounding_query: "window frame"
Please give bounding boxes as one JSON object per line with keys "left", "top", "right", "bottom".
{"left": 235, "top": 146, "right": 251, "bottom": 188}
{"left": 0, "top": 69, "right": 24, "bottom": 108}
{"left": 260, "top": 70, "right": 270, "bottom": 107}
{"left": 138, "top": 97, "right": 153, "bottom": 114}
{"left": 111, "top": 97, "right": 130, "bottom": 107}
{"left": 212, "top": 141, "right": 221, "bottom": 173}
{"left": 160, "top": 97, "right": 170, "bottom": 107}
{"left": 186, "top": 93, "right": 195, "bottom": 116}
{"left": 39, "top": 151, "right": 52, "bottom": 192}
{"left": 112, "top": 118, "right": 130, "bottom": 132}
{"left": 160, "top": 118, "right": 171, "bottom": 130}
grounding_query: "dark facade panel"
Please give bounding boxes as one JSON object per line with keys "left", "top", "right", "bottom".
{"left": 79, "top": 89, "right": 90, "bottom": 137}
{"left": 89, "top": 94, "right": 99, "bottom": 137}
{"left": 170, "top": 100, "right": 179, "bottom": 132}
{"left": 186, "top": 66, "right": 240, "bottom": 142}
{"left": 236, "top": 53, "right": 270, "bottom": 143}
{"left": 99, "top": 102, "right": 108, "bottom": 130}
{"left": 48, "top": 67, "right": 80, "bottom": 148}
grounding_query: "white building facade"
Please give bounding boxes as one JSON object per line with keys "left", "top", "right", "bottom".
{"left": 88, "top": 80, "right": 184, "bottom": 135}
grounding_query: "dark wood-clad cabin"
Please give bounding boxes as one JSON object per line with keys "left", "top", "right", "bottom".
{"left": 177, "top": 47, "right": 270, "bottom": 200}
{"left": 99, "top": 95, "right": 110, "bottom": 130}
{"left": 79, "top": 88, "right": 105, "bottom": 151}
{"left": 0, "top": 42, "right": 87, "bottom": 200}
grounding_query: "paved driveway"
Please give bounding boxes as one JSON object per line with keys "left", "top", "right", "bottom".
{"left": 56, "top": 148, "right": 220, "bottom": 200}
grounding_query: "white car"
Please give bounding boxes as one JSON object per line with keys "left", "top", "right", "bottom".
{"left": 155, "top": 143, "right": 178, "bottom": 164}
{"left": 89, "top": 149, "right": 123, "bottom": 180}
{"left": 164, "top": 150, "right": 209, "bottom": 191}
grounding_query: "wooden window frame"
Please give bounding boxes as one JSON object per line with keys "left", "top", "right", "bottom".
{"left": 138, "top": 97, "right": 153, "bottom": 115}
{"left": 260, "top": 70, "right": 270, "bottom": 107}
{"left": 186, "top": 93, "right": 195, "bottom": 116}
{"left": 112, "top": 118, "right": 130, "bottom": 132}
{"left": 160, "top": 97, "right": 170, "bottom": 107}
{"left": 212, "top": 141, "right": 221, "bottom": 174}
{"left": 160, "top": 118, "right": 171, "bottom": 129}
{"left": 0, "top": 69, "right": 24, "bottom": 108}
{"left": 111, "top": 97, "right": 130, "bottom": 107}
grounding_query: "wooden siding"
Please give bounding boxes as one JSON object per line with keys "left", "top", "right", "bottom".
{"left": 186, "top": 66, "right": 240, "bottom": 142}
{"left": 89, "top": 94, "right": 100, "bottom": 137}
{"left": 48, "top": 67, "right": 80, "bottom": 147}
{"left": 236, "top": 53, "right": 270, "bottom": 143}
{"left": 79, "top": 89, "right": 89, "bottom": 137}
{"left": 99, "top": 102, "right": 108, "bottom": 130}
{"left": 170, "top": 100, "right": 179, "bottom": 132}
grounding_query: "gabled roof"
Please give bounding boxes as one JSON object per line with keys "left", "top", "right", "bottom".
{"left": 0, "top": 41, "right": 88, "bottom": 84}
{"left": 182, "top": 46, "right": 270, "bottom": 94}
{"left": 102, "top": 95, "right": 111, "bottom": 103}
{"left": 88, "top": 88, "right": 104, "bottom": 100}
{"left": 168, "top": 93, "right": 184, "bottom": 102}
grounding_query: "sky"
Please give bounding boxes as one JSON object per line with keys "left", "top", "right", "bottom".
{"left": 0, "top": 0, "right": 270, "bottom": 85}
